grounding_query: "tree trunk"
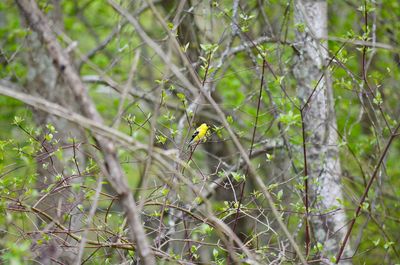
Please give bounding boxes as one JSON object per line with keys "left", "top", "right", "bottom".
{"left": 293, "top": 0, "right": 352, "bottom": 264}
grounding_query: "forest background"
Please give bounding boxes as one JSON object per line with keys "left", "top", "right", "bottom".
{"left": 0, "top": 0, "right": 400, "bottom": 264}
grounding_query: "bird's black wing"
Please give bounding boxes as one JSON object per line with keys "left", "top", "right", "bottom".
{"left": 189, "top": 130, "right": 199, "bottom": 143}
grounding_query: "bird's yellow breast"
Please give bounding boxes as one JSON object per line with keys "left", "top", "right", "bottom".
{"left": 191, "top": 123, "right": 209, "bottom": 143}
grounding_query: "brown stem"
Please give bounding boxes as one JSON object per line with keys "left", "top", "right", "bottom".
{"left": 300, "top": 109, "right": 311, "bottom": 257}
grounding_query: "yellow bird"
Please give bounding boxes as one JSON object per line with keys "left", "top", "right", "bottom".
{"left": 188, "top": 123, "right": 209, "bottom": 145}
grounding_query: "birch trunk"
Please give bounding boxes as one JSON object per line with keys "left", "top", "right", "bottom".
{"left": 293, "top": 1, "right": 352, "bottom": 263}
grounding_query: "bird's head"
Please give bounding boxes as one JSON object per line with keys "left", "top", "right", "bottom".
{"left": 199, "top": 123, "right": 208, "bottom": 131}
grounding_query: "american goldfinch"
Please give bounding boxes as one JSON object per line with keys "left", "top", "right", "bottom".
{"left": 188, "top": 123, "right": 209, "bottom": 145}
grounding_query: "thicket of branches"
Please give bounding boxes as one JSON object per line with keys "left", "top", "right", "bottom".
{"left": 0, "top": 0, "right": 399, "bottom": 264}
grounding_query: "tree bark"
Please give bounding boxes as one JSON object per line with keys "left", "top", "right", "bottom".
{"left": 293, "top": 0, "right": 352, "bottom": 264}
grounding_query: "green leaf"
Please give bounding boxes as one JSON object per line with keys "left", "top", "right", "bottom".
{"left": 12, "top": 116, "right": 24, "bottom": 126}
{"left": 276, "top": 190, "right": 283, "bottom": 200}
{"left": 232, "top": 172, "right": 245, "bottom": 182}
{"left": 316, "top": 242, "right": 323, "bottom": 251}
{"left": 167, "top": 22, "right": 174, "bottom": 30}
{"left": 46, "top": 123, "right": 57, "bottom": 133}
{"left": 156, "top": 135, "right": 167, "bottom": 145}
{"left": 161, "top": 188, "right": 169, "bottom": 196}
{"left": 384, "top": 241, "right": 394, "bottom": 249}
{"left": 266, "top": 153, "right": 273, "bottom": 162}
{"left": 213, "top": 248, "right": 219, "bottom": 258}
{"left": 191, "top": 245, "right": 199, "bottom": 253}
{"left": 361, "top": 202, "right": 369, "bottom": 211}
{"left": 177, "top": 93, "right": 186, "bottom": 103}
{"left": 295, "top": 23, "right": 305, "bottom": 33}
{"left": 182, "top": 42, "right": 190, "bottom": 52}
{"left": 373, "top": 91, "right": 383, "bottom": 106}
{"left": 198, "top": 223, "right": 213, "bottom": 235}
{"left": 278, "top": 111, "right": 300, "bottom": 126}
{"left": 194, "top": 197, "right": 203, "bottom": 204}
